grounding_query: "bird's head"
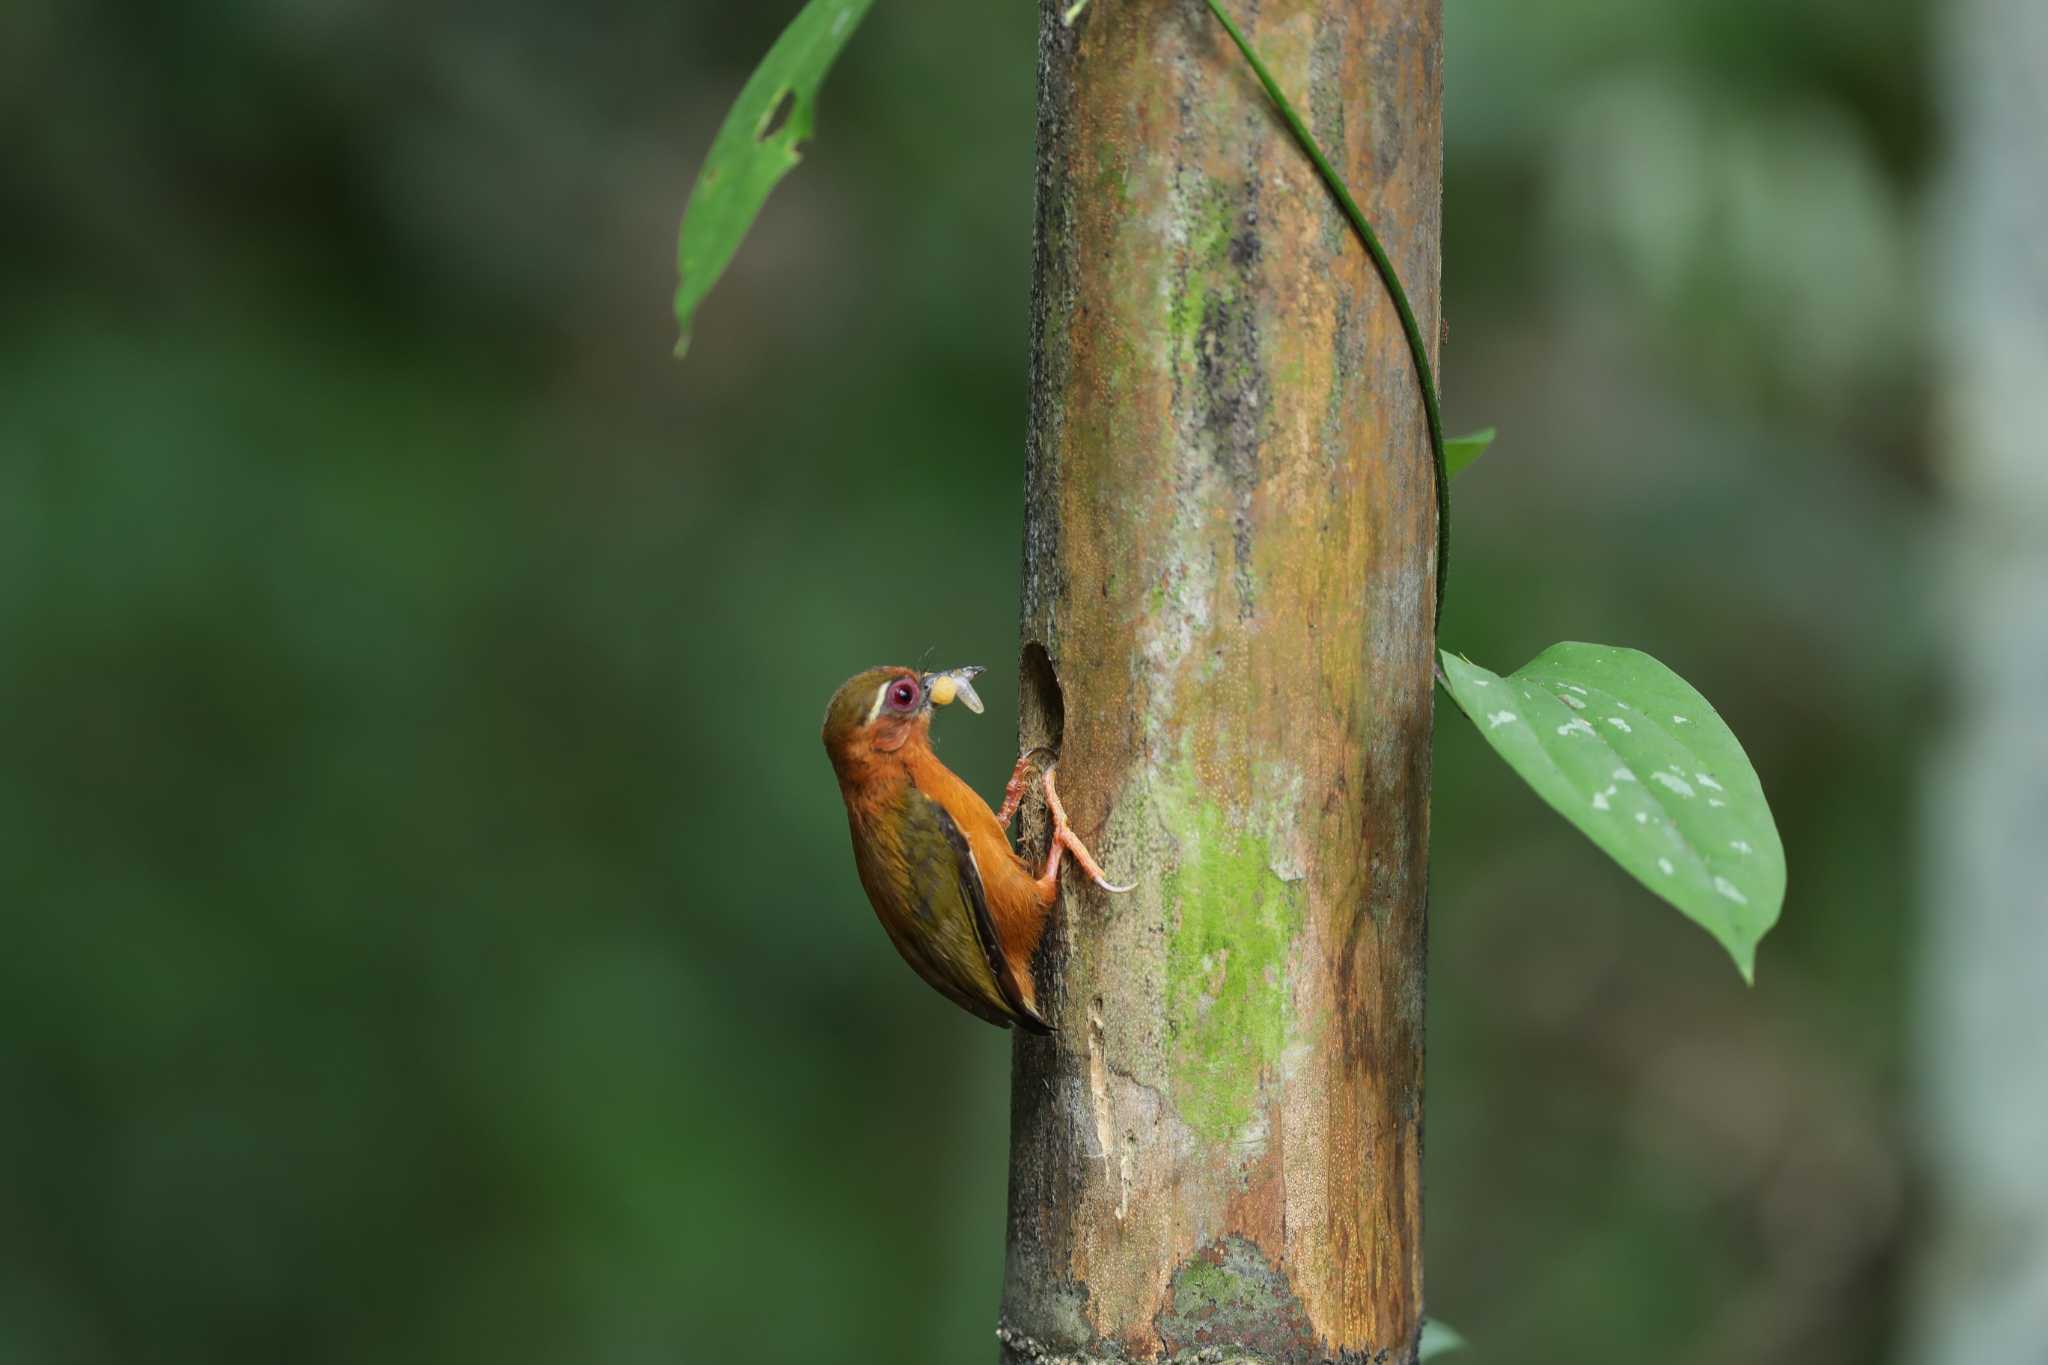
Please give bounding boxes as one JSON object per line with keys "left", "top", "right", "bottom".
{"left": 821, "top": 664, "right": 984, "bottom": 778}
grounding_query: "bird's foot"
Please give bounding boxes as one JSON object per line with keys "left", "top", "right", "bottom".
{"left": 994, "top": 745, "right": 1058, "bottom": 829}
{"left": 1036, "top": 765, "right": 1134, "bottom": 895}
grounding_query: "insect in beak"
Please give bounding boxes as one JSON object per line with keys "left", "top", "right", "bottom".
{"left": 923, "top": 666, "right": 985, "bottom": 715}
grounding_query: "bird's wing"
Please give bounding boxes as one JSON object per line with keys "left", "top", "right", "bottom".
{"left": 871, "top": 785, "right": 1049, "bottom": 1033}
{"left": 920, "top": 792, "right": 1051, "bottom": 1034}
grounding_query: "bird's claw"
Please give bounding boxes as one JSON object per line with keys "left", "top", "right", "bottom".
{"left": 1041, "top": 765, "right": 1134, "bottom": 895}
{"left": 995, "top": 745, "right": 1061, "bottom": 829}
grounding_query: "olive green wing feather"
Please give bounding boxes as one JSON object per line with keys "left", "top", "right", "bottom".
{"left": 919, "top": 792, "right": 1050, "bottom": 1034}
{"left": 880, "top": 786, "right": 1047, "bottom": 1032}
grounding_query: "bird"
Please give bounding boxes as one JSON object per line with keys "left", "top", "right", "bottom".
{"left": 821, "top": 664, "right": 1131, "bottom": 1031}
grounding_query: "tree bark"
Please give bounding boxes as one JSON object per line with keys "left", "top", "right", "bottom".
{"left": 1912, "top": 0, "right": 2048, "bottom": 1359}
{"left": 1001, "top": 2, "right": 1441, "bottom": 1360}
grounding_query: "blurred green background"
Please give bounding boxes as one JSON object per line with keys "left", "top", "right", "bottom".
{"left": 1, "top": 0, "right": 1937, "bottom": 1361}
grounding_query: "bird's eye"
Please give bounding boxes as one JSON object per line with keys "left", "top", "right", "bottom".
{"left": 889, "top": 680, "right": 920, "bottom": 711}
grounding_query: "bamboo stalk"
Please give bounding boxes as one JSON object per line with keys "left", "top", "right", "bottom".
{"left": 1001, "top": 1, "right": 1442, "bottom": 1358}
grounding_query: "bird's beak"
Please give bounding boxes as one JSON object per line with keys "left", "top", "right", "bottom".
{"left": 922, "top": 666, "right": 985, "bottom": 715}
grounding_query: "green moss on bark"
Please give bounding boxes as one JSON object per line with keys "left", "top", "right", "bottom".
{"left": 1162, "top": 795, "right": 1303, "bottom": 1143}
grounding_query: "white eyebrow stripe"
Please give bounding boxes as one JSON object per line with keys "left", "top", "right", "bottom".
{"left": 865, "top": 679, "right": 893, "bottom": 726}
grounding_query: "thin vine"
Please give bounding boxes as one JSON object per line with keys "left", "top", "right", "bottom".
{"left": 1200, "top": 0, "right": 1450, "bottom": 627}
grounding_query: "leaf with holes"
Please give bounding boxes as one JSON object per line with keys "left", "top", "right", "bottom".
{"left": 672, "top": 0, "right": 876, "bottom": 357}
{"left": 1445, "top": 427, "right": 1495, "bottom": 478}
{"left": 1419, "top": 1320, "right": 1467, "bottom": 1360}
{"left": 1440, "top": 643, "right": 1784, "bottom": 981}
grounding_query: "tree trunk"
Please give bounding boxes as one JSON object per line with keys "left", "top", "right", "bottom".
{"left": 1000, "top": 1, "right": 1441, "bottom": 1360}
{"left": 1912, "top": 0, "right": 2048, "bottom": 1359}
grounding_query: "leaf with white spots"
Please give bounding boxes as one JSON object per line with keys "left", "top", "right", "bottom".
{"left": 1440, "top": 643, "right": 1785, "bottom": 981}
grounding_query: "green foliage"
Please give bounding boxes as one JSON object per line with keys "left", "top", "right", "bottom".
{"left": 1446, "top": 428, "right": 1496, "bottom": 478}
{"left": 672, "top": 0, "right": 876, "bottom": 356}
{"left": 1420, "top": 1319, "right": 1468, "bottom": 1360}
{"left": 1438, "top": 645, "right": 1785, "bottom": 980}
{"left": 5, "top": 0, "right": 1920, "bottom": 1361}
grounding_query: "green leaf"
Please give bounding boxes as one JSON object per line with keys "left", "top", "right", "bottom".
{"left": 1445, "top": 427, "right": 1495, "bottom": 478}
{"left": 1439, "top": 643, "right": 1784, "bottom": 981}
{"left": 1419, "top": 1320, "right": 1467, "bottom": 1360}
{"left": 672, "top": 0, "right": 877, "bottom": 357}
